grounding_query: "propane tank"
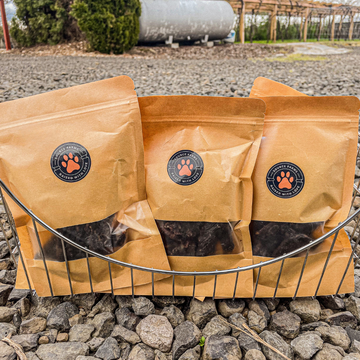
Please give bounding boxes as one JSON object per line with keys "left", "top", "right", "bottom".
{"left": 138, "top": 0, "right": 235, "bottom": 43}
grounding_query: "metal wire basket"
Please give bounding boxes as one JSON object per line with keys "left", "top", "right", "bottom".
{"left": 1, "top": 151, "right": 360, "bottom": 300}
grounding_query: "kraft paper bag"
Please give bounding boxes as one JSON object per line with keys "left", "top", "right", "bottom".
{"left": 134, "top": 96, "right": 266, "bottom": 298}
{"left": 0, "top": 76, "right": 170, "bottom": 296}
{"left": 250, "top": 78, "right": 360, "bottom": 297}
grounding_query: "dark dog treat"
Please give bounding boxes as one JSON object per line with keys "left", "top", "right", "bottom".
{"left": 156, "top": 220, "right": 235, "bottom": 257}
{"left": 39, "top": 214, "right": 127, "bottom": 261}
{"left": 250, "top": 220, "right": 323, "bottom": 257}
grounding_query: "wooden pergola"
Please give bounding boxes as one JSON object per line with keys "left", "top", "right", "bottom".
{"left": 0, "top": 0, "right": 11, "bottom": 50}
{"left": 229, "top": 0, "right": 360, "bottom": 43}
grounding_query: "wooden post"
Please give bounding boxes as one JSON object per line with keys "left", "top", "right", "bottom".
{"left": 0, "top": 0, "right": 11, "bottom": 51}
{"left": 272, "top": 4, "right": 278, "bottom": 42}
{"left": 338, "top": 15, "right": 344, "bottom": 40}
{"left": 299, "top": 14, "right": 305, "bottom": 41}
{"left": 317, "top": 15, "right": 322, "bottom": 41}
{"left": 239, "top": 0, "right": 246, "bottom": 44}
{"left": 349, "top": 13, "right": 354, "bottom": 40}
{"left": 331, "top": 14, "right": 335, "bottom": 41}
{"left": 303, "top": 7, "right": 309, "bottom": 42}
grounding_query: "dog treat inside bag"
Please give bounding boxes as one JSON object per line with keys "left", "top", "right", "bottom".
{"left": 139, "top": 96, "right": 265, "bottom": 297}
{"left": 0, "top": 76, "right": 170, "bottom": 296}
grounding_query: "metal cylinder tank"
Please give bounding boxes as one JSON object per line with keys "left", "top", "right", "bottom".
{"left": 138, "top": 0, "right": 235, "bottom": 43}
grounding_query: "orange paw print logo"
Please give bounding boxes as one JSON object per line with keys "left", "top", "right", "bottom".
{"left": 61, "top": 153, "right": 80, "bottom": 174}
{"left": 178, "top": 159, "right": 193, "bottom": 176}
{"left": 277, "top": 171, "right": 294, "bottom": 189}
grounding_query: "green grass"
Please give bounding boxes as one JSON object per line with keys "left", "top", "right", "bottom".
{"left": 235, "top": 39, "right": 360, "bottom": 45}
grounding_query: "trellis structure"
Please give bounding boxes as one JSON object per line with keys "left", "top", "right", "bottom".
{"left": 229, "top": 0, "right": 360, "bottom": 43}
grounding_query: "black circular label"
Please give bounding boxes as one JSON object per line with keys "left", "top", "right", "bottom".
{"left": 50, "top": 142, "right": 91, "bottom": 183}
{"left": 266, "top": 162, "right": 305, "bottom": 199}
{"left": 167, "top": 150, "right": 204, "bottom": 186}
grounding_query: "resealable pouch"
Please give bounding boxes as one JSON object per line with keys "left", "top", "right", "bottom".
{"left": 249, "top": 79, "right": 360, "bottom": 297}
{"left": 137, "top": 95, "right": 266, "bottom": 298}
{"left": 0, "top": 76, "right": 170, "bottom": 296}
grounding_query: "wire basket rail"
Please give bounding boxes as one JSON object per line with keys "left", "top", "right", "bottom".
{"left": 1, "top": 171, "right": 360, "bottom": 300}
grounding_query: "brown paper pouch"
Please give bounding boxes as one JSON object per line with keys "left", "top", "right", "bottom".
{"left": 249, "top": 86, "right": 359, "bottom": 297}
{"left": 137, "top": 96, "right": 265, "bottom": 298}
{"left": 0, "top": 76, "right": 170, "bottom": 296}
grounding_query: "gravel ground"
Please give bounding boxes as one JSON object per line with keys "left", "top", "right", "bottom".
{"left": 0, "top": 44, "right": 360, "bottom": 103}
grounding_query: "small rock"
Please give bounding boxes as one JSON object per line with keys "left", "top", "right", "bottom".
{"left": 111, "top": 324, "right": 141, "bottom": 344}
{"left": 67, "top": 294, "right": 98, "bottom": 314}
{"left": 0, "top": 285, "right": 13, "bottom": 306}
{"left": 153, "top": 297, "right": 186, "bottom": 308}
{"left": 249, "top": 300, "right": 270, "bottom": 321}
{"left": 114, "top": 296, "right": 133, "bottom": 309}
{"left": 178, "top": 345, "right": 200, "bottom": 360}
{"left": 0, "top": 258, "right": 11, "bottom": 270}
{"left": 0, "top": 306, "right": 17, "bottom": 322}
{"left": 346, "top": 296, "right": 360, "bottom": 321}
{"left": 0, "top": 270, "right": 16, "bottom": 284}
{"left": 172, "top": 321, "right": 202, "bottom": 360}
{"left": 186, "top": 298, "right": 217, "bottom": 329}
{"left": 313, "top": 343, "right": 344, "bottom": 360}
{"left": 38, "top": 329, "right": 57, "bottom": 343}
{"left": 290, "top": 332, "right": 323, "bottom": 359}
{"left": 259, "top": 331, "right": 293, "bottom": 360}
{"left": 11, "top": 334, "right": 39, "bottom": 351}
{"left": 20, "top": 317, "right": 47, "bottom": 334}
{"left": 33, "top": 297, "right": 61, "bottom": 318}
{"left": 13, "top": 313, "right": 21, "bottom": 329}
{"left": 91, "top": 312, "right": 115, "bottom": 338}
{"left": 344, "top": 354, "right": 360, "bottom": 360}
{"left": 36, "top": 342, "right": 89, "bottom": 360}
{"left": 86, "top": 337, "right": 104, "bottom": 352}
{"left": 69, "top": 314, "right": 83, "bottom": 327}
{"left": 47, "top": 302, "right": 79, "bottom": 331}
{"left": 237, "top": 331, "right": 261, "bottom": 352}
{"left": 319, "top": 296, "right": 345, "bottom": 310}
{"left": 270, "top": 310, "right": 301, "bottom": 339}
{"left": 154, "top": 349, "right": 168, "bottom": 360}
{"left": 160, "top": 305, "right": 184, "bottom": 328}
{"left": 136, "top": 315, "right": 173, "bottom": 352}
{"left": 244, "top": 349, "right": 266, "bottom": 360}
{"left": 7, "top": 288, "right": 30, "bottom": 302}
{"left": 248, "top": 310, "right": 267, "bottom": 334}
{"left": 25, "top": 352, "right": 40, "bottom": 360}
{"left": 263, "top": 299, "right": 280, "bottom": 312}
{"left": 289, "top": 298, "right": 321, "bottom": 323}
{"left": 57, "top": 333, "right": 69, "bottom": 342}
{"left": 0, "top": 322, "right": 16, "bottom": 339}
{"left": 128, "top": 343, "right": 155, "bottom": 360}
{"left": 119, "top": 342, "right": 131, "bottom": 359}
{"left": 320, "top": 309, "right": 334, "bottom": 320}
{"left": 218, "top": 299, "right": 245, "bottom": 317}
{"left": 301, "top": 321, "right": 329, "bottom": 332}
{"left": 95, "top": 337, "right": 120, "bottom": 360}
{"left": 12, "top": 297, "right": 31, "bottom": 317}
{"left": 69, "top": 324, "right": 95, "bottom": 343}
{"left": 202, "top": 315, "right": 231, "bottom": 338}
{"left": 350, "top": 339, "right": 360, "bottom": 353}
{"left": 115, "top": 307, "right": 140, "bottom": 331}
{"left": 202, "top": 335, "right": 241, "bottom": 360}
{"left": 0, "top": 241, "right": 9, "bottom": 259}
{"left": 76, "top": 357, "right": 97, "bottom": 360}
{"left": 326, "top": 311, "right": 357, "bottom": 329}
{"left": 132, "top": 297, "right": 155, "bottom": 316}
{"left": 228, "top": 313, "right": 247, "bottom": 337}
{"left": 316, "top": 325, "right": 351, "bottom": 350}
{"left": 88, "top": 294, "right": 117, "bottom": 318}
{"left": 346, "top": 327, "right": 360, "bottom": 343}
{"left": 38, "top": 336, "right": 49, "bottom": 345}
{"left": 0, "top": 341, "right": 16, "bottom": 360}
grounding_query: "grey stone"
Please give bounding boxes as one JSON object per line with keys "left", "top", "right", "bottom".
{"left": 128, "top": 343, "right": 155, "bottom": 360}
{"left": 119, "top": 342, "right": 131, "bottom": 360}
{"left": 7, "top": 288, "right": 30, "bottom": 302}
{"left": 136, "top": 315, "right": 173, "bottom": 352}
{"left": 115, "top": 307, "right": 140, "bottom": 331}
{"left": 326, "top": 311, "right": 357, "bottom": 329}
{"left": 76, "top": 357, "right": 98, "bottom": 360}
{"left": 350, "top": 339, "right": 360, "bottom": 354}
{"left": 237, "top": 331, "right": 262, "bottom": 352}
{"left": 69, "top": 324, "right": 95, "bottom": 343}
{"left": 154, "top": 349, "right": 169, "bottom": 360}
{"left": 160, "top": 305, "right": 185, "bottom": 328}
{"left": 88, "top": 294, "right": 117, "bottom": 318}
{"left": 313, "top": 343, "right": 344, "bottom": 360}
{"left": 36, "top": 342, "right": 89, "bottom": 360}
{"left": 25, "top": 352, "right": 40, "bottom": 360}
{"left": 0, "top": 241, "right": 9, "bottom": 259}
{"left": 0, "top": 285, "right": 13, "bottom": 306}
{"left": 0, "top": 259, "right": 11, "bottom": 271}
{"left": 38, "top": 329, "right": 58, "bottom": 343}
{"left": 172, "top": 321, "right": 202, "bottom": 360}
{"left": 178, "top": 345, "right": 200, "bottom": 360}
{"left": 12, "top": 297, "right": 31, "bottom": 317}
{"left": 202, "top": 335, "right": 241, "bottom": 360}
{"left": 228, "top": 312, "right": 247, "bottom": 337}
{"left": 249, "top": 300, "right": 270, "bottom": 321}
{"left": 153, "top": 297, "right": 186, "bottom": 308}
{"left": 38, "top": 336, "right": 49, "bottom": 345}
{"left": 11, "top": 334, "right": 39, "bottom": 351}
{"left": 248, "top": 310, "right": 267, "bottom": 334}
{"left": 32, "top": 297, "right": 62, "bottom": 318}
{"left": 0, "top": 341, "right": 16, "bottom": 360}
{"left": 270, "top": 310, "right": 301, "bottom": 339}
{"left": 57, "top": 333, "right": 68, "bottom": 343}
{"left": 319, "top": 296, "right": 345, "bottom": 310}
{"left": 316, "top": 325, "right": 351, "bottom": 350}
{"left": 95, "top": 337, "right": 120, "bottom": 360}
{"left": 259, "top": 331, "right": 293, "bottom": 360}
{"left": 47, "top": 302, "right": 79, "bottom": 331}
{"left": 290, "top": 332, "right": 323, "bottom": 359}
{"left": 202, "top": 315, "right": 231, "bottom": 338}
{"left": 91, "top": 312, "right": 115, "bottom": 338}
{"left": 347, "top": 327, "right": 360, "bottom": 343}
{"left": 344, "top": 354, "right": 360, "bottom": 360}
{"left": 67, "top": 294, "right": 98, "bottom": 314}
{"left": 244, "top": 349, "right": 266, "bottom": 360}
{"left": 0, "top": 323, "right": 16, "bottom": 339}
{"left": 218, "top": 299, "right": 245, "bottom": 318}
{"left": 0, "top": 270, "right": 16, "bottom": 285}
{"left": 263, "top": 299, "right": 280, "bottom": 312}
{"left": 186, "top": 298, "right": 217, "bottom": 329}
{"left": 300, "top": 321, "right": 329, "bottom": 332}
{"left": 20, "top": 317, "right": 47, "bottom": 334}
{"left": 86, "top": 337, "right": 104, "bottom": 352}
{"left": 289, "top": 298, "right": 321, "bottom": 323}
{"left": 115, "top": 296, "right": 133, "bottom": 310}
{"left": 346, "top": 296, "right": 360, "bottom": 321}
{"left": 0, "top": 307, "right": 17, "bottom": 322}
{"left": 111, "top": 324, "right": 141, "bottom": 344}
{"left": 132, "top": 297, "right": 156, "bottom": 316}
{"left": 13, "top": 313, "right": 21, "bottom": 328}
{"left": 69, "top": 314, "right": 83, "bottom": 327}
